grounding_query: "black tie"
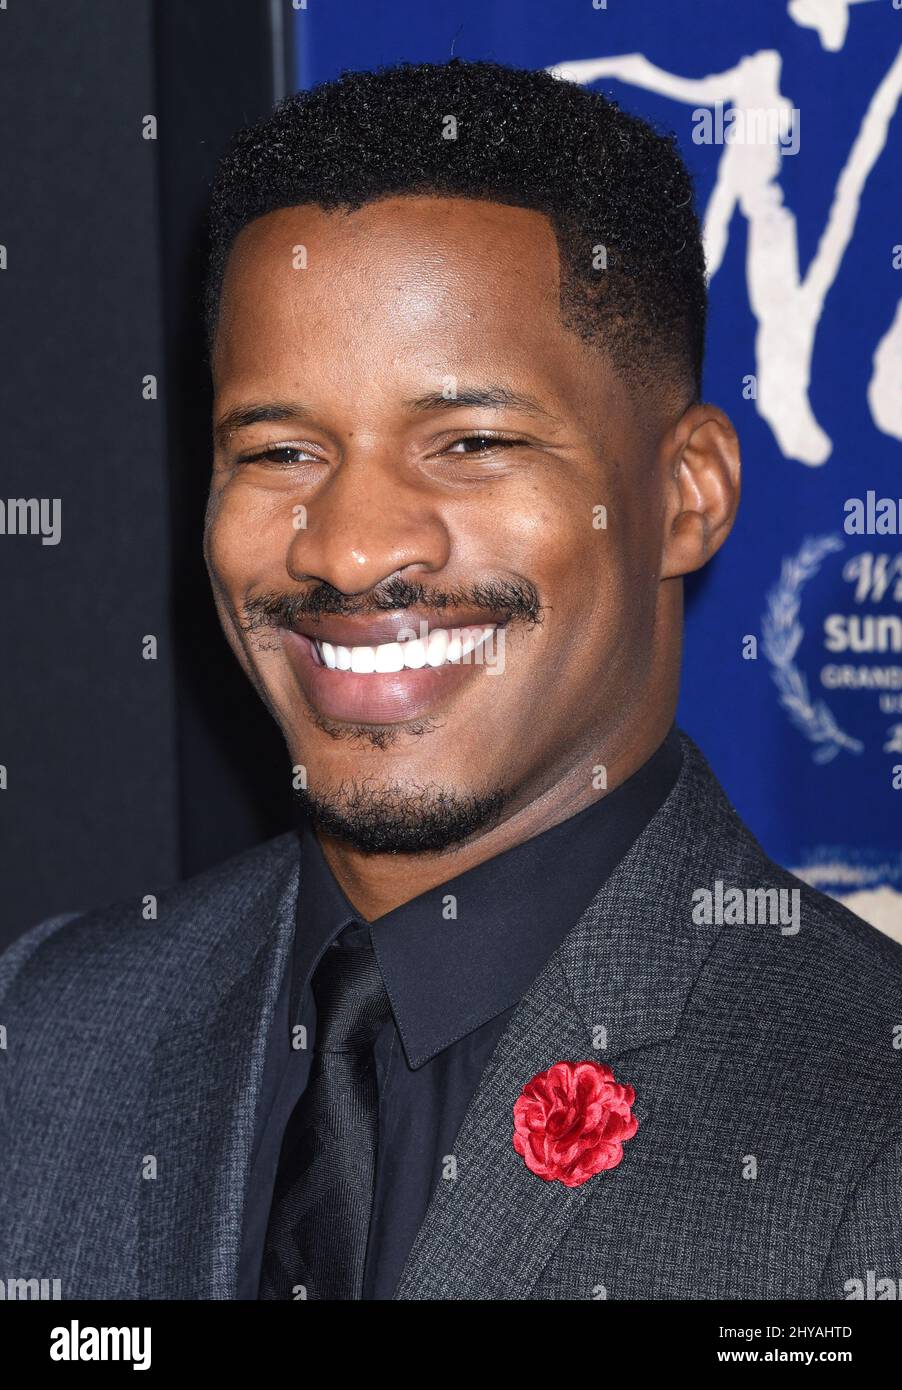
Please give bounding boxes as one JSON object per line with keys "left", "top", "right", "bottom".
{"left": 257, "top": 929, "right": 391, "bottom": 1300}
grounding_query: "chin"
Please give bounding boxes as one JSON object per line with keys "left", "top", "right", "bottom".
{"left": 292, "top": 779, "right": 508, "bottom": 855}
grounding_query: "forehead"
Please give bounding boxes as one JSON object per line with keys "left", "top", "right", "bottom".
{"left": 213, "top": 196, "right": 611, "bottom": 419}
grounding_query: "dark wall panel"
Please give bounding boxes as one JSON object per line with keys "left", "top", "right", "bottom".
{"left": 0, "top": 0, "right": 178, "bottom": 943}
{"left": 0, "top": 1, "right": 292, "bottom": 947}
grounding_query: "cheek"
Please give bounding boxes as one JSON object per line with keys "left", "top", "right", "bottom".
{"left": 506, "top": 488, "right": 648, "bottom": 692}
{"left": 204, "top": 480, "right": 287, "bottom": 597}
{"left": 490, "top": 480, "right": 616, "bottom": 607}
{"left": 460, "top": 485, "right": 631, "bottom": 701}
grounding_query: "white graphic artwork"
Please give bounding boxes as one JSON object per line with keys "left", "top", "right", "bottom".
{"left": 549, "top": 22, "right": 902, "bottom": 465}
{"left": 788, "top": 0, "right": 881, "bottom": 55}
{"left": 762, "top": 534, "right": 864, "bottom": 763}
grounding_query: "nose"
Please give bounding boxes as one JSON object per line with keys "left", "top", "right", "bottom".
{"left": 286, "top": 452, "right": 451, "bottom": 596}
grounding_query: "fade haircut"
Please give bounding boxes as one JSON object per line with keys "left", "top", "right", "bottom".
{"left": 206, "top": 58, "right": 707, "bottom": 406}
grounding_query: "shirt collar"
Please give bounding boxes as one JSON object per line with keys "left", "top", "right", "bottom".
{"left": 292, "top": 722, "right": 683, "bottom": 1068}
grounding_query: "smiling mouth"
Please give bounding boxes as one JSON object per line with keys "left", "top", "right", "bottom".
{"left": 283, "top": 620, "right": 503, "bottom": 725}
{"left": 309, "top": 624, "right": 496, "bottom": 673}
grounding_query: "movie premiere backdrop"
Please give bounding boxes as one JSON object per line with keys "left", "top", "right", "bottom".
{"left": 287, "top": 0, "right": 902, "bottom": 935}
{"left": 2, "top": 2, "right": 900, "bottom": 945}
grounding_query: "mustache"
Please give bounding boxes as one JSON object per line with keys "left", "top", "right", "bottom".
{"left": 240, "top": 575, "right": 543, "bottom": 633}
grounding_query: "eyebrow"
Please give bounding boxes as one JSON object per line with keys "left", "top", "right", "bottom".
{"left": 214, "top": 402, "right": 313, "bottom": 445}
{"left": 403, "top": 385, "right": 560, "bottom": 421}
{"left": 213, "top": 384, "right": 560, "bottom": 445}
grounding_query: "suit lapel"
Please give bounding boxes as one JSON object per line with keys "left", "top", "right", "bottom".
{"left": 394, "top": 736, "right": 735, "bottom": 1299}
{"left": 139, "top": 837, "right": 300, "bottom": 1298}
{"left": 393, "top": 949, "right": 655, "bottom": 1300}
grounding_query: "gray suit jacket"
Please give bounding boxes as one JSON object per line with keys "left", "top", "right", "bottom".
{"left": 2, "top": 732, "right": 901, "bottom": 1300}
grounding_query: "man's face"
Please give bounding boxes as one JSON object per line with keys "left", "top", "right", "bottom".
{"left": 206, "top": 196, "right": 673, "bottom": 851}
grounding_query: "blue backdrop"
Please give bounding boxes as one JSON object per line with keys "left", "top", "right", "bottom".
{"left": 292, "top": 0, "right": 902, "bottom": 933}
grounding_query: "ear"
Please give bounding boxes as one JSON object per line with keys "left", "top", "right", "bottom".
{"left": 660, "top": 403, "right": 741, "bottom": 579}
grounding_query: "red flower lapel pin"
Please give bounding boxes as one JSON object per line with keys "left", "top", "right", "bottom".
{"left": 513, "top": 1060, "right": 638, "bottom": 1187}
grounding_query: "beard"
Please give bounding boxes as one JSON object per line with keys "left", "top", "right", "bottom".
{"left": 293, "top": 777, "right": 508, "bottom": 854}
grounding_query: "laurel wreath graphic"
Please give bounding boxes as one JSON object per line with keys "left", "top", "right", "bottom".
{"left": 761, "top": 534, "right": 864, "bottom": 764}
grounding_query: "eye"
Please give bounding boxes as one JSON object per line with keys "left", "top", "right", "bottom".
{"left": 443, "top": 433, "right": 525, "bottom": 455}
{"left": 239, "top": 443, "right": 319, "bottom": 466}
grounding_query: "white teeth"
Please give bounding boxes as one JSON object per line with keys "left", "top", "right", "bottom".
{"left": 402, "top": 637, "right": 428, "bottom": 669}
{"left": 350, "top": 645, "right": 376, "bottom": 673}
{"left": 314, "top": 626, "right": 495, "bottom": 674}
{"left": 426, "top": 629, "right": 449, "bottom": 667}
{"left": 374, "top": 642, "right": 405, "bottom": 673}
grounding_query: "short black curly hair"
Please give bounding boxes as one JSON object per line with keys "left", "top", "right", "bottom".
{"left": 206, "top": 58, "right": 707, "bottom": 405}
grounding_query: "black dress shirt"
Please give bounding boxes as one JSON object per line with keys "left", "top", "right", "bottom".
{"left": 237, "top": 723, "right": 683, "bottom": 1300}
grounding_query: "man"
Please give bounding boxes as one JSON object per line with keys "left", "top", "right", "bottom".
{"left": 2, "top": 59, "right": 901, "bottom": 1302}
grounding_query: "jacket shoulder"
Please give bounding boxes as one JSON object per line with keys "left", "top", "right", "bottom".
{"left": 687, "top": 839, "right": 902, "bottom": 1154}
{"left": 0, "top": 830, "right": 301, "bottom": 1014}
{"left": 677, "top": 730, "right": 902, "bottom": 993}
{"left": 665, "top": 736, "right": 902, "bottom": 1122}
{"left": 706, "top": 840, "right": 902, "bottom": 1015}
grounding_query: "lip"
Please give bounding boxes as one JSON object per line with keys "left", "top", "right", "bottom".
{"left": 288, "top": 607, "right": 503, "bottom": 647}
{"left": 283, "top": 624, "right": 497, "bottom": 724}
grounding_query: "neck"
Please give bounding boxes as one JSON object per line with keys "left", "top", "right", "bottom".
{"left": 315, "top": 708, "right": 675, "bottom": 921}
